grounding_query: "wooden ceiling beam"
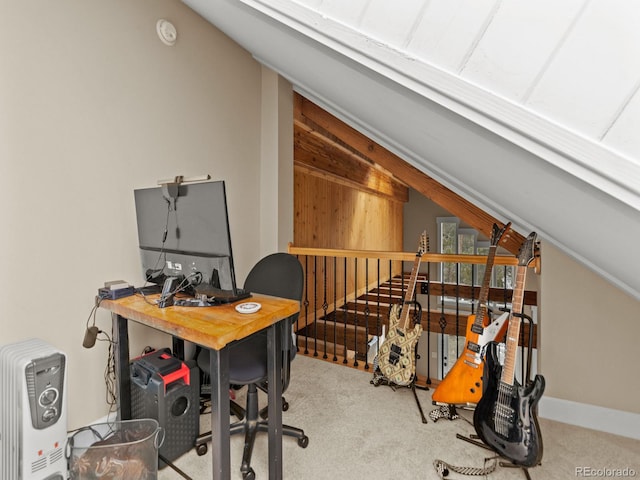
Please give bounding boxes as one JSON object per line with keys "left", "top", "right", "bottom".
{"left": 294, "top": 93, "right": 525, "bottom": 255}
{"left": 294, "top": 120, "right": 409, "bottom": 202}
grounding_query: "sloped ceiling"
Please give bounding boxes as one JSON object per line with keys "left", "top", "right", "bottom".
{"left": 183, "top": 0, "right": 640, "bottom": 301}
{"left": 294, "top": 93, "right": 529, "bottom": 255}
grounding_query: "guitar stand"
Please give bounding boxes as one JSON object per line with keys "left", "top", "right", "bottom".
{"left": 453, "top": 310, "right": 539, "bottom": 480}
{"left": 500, "top": 461, "right": 534, "bottom": 480}
{"left": 454, "top": 433, "right": 536, "bottom": 479}
{"left": 371, "top": 300, "right": 428, "bottom": 424}
{"left": 371, "top": 372, "right": 428, "bottom": 424}
{"left": 411, "top": 382, "right": 429, "bottom": 424}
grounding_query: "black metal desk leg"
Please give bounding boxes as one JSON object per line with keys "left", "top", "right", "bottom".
{"left": 210, "top": 347, "right": 230, "bottom": 480}
{"left": 172, "top": 337, "right": 185, "bottom": 360}
{"left": 267, "top": 322, "right": 284, "bottom": 480}
{"left": 111, "top": 313, "right": 131, "bottom": 421}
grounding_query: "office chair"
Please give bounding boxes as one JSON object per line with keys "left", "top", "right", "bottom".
{"left": 195, "top": 253, "right": 309, "bottom": 480}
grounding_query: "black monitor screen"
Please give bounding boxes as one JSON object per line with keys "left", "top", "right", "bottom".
{"left": 133, "top": 180, "right": 238, "bottom": 292}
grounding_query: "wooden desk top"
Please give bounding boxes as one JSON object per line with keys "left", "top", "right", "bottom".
{"left": 100, "top": 293, "right": 300, "bottom": 350}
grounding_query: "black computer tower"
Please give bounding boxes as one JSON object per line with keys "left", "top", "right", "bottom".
{"left": 130, "top": 348, "right": 200, "bottom": 467}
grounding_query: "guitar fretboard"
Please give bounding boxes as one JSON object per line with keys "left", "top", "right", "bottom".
{"left": 400, "top": 255, "right": 422, "bottom": 331}
{"left": 474, "top": 244, "right": 499, "bottom": 329}
{"left": 501, "top": 264, "right": 526, "bottom": 386}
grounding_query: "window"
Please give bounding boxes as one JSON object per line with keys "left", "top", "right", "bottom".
{"left": 436, "top": 217, "right": 514, "bottom": 304}
{"left": 434, "top": 217, "right": 518, "bottom": 377}
{"left": 437, "top": 217, "right": 477, "bottom": 287}
{"left": 437, "top": 217, "right": 458, "bottom": 285}
{"left": 457, "top": 228, "right": 477, "bottom": 286}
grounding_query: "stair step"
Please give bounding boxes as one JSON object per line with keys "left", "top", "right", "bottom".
{"left": 358, "top": 293, "right": 402, "bottom": 304}
{"left": 297, "top": 272, "right": 430, "bottom": 363}
{"left": 315, "top": 309, "right": 385, "bottom": 333}
{"left": 297, "top": 322, "right": 372, "bottom": 358}
{"left": 296, "top": 337, "right": 367, "bottom": 362}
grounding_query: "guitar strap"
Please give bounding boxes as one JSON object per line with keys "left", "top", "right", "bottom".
{"left": 429, "top": 404, "right": 460, "bottom": 422}
{"left": 433, "top": 457, "right": 497, "bottom": 479}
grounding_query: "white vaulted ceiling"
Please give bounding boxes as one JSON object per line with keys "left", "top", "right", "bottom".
{"left": 183, "top": 0, "right": 640, "bottom": 301}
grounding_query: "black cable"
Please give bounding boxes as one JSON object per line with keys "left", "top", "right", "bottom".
{"left": 103, "top": 330, "right": 117, "bottom": 416}
{"left": 87, "top": 297, "right": 117, "bottom": 412}
{"left": 172, "top": 271, "right": 203, "bottom": 295}
{"left": 138, "top": 290, "right": 160, "bottom": 306}
{"left": 148, "top": 198, "right": 173, "bottom": 280}
{"left": 85, "top": 295, "right": 104, "bottom": 331}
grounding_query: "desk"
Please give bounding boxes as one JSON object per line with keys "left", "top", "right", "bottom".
{"left": 100, "top": 293, "right": 300, "bottom": 480}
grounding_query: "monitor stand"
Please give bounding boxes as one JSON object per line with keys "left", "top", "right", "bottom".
{"left": 194, "top": 285, "right": 251, "bottom": 304}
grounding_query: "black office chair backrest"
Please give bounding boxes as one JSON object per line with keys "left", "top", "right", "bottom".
{"left": 244, "top": 253, "right": 304, "bottom": 304}
{"left": 244, "top": 253, "right": 303, "bottom": 380}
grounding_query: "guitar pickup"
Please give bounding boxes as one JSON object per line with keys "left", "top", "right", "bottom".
{"left": 467, "top": 341, "right": 481, "bottom": 353}
{"left": 389, "top": 344, "right": 402, "bottom": 365}
{"left": 471, "top": 324, "right": 484, "bottom": 335}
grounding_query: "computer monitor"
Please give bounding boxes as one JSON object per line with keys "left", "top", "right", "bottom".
{"left": 133, "top": 180, "right": 247, "bottom": 302}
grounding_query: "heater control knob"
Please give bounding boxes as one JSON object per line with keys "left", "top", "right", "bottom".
{"left": 39, "top": 387, "right": 59, "bottom": 407}
{"left": 42, "top": 407, "right": 58, "bottom": 423}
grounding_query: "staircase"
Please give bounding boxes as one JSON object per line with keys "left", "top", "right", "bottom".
{"left": 296, "top": 272, "right": 427, "bottom": 363}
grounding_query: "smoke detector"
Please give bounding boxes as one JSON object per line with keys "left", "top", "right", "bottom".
{"left": 156, "top": 19, "right": 177, "bottom": 46}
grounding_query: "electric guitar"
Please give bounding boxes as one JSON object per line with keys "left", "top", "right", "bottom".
{"left": 432, "top": 222, "right": 511, "bottom": 406}
{"left": 375, "top": 232, "right": 427, "bottom": 386}
{"left": 473, "top": 232, "right": 544, "bottom": 467}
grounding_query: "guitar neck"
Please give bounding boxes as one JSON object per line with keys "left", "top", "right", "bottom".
{"left": 400, "top": 255, "right": 422, "bottom": 330}
{"left": 474, "top": 244, "right": 499, "bottom": 326}
{"left": 500, "top": 264, "right": 527, "bottom": 386}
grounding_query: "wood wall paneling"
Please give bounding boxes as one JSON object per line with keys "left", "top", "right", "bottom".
{"left": 295, "top": 93, "right": 526, "bottom": 255}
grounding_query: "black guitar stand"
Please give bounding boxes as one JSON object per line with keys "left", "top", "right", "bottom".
{"left": 429, "top": 305, "right": 507, "bottom": 424}
{"left": 450, "top": 311, "right": 540, "bottom": 480}
{"left": 371, "top": 373, "right": 429, "bottom": 424}
{"left": 371, "top": 300, "right": 428, "bottom": 424}
{"left": 454, "top": 433, "right": 535, "bottom": 479}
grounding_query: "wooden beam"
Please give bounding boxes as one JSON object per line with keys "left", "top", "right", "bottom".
{"left": 294, "top": 121, "right": 408, "bottom": 202}
{"left": 294, "top": 93, "right": 526, "bottom": 255}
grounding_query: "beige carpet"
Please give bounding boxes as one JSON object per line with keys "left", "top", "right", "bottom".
{"left": 159, "top": 355, "right": 640, "bottom": 479}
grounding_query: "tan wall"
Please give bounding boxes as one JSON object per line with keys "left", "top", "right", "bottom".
{"left": 405, "top": 190, "right": 640, "bottom": 415}
{"left": 1, "top": 0, "right": 268, "bottom": 429}
{"left": 539, "top": 243, "right": 640, "bottom": 414}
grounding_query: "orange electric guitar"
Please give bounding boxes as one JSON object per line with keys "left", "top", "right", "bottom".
{"left": 431, "top": 222, "right": 511, "bottom": 406}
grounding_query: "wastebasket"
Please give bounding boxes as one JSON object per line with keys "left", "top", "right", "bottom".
{"left": 67, "top": 418, "right": 164, "bottom": 480}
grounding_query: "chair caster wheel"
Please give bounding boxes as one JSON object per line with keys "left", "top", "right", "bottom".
{"left": 242, "top": 467, "right": 255, "bottom": 480}
{"left": 298, "top": 435, "right": 309, "bottom": 448}
{"left": 196, "top": 443, "right": 208, "bottom": 456}
{"left": 282, "top": 401, "right": 289, "bottom": 411}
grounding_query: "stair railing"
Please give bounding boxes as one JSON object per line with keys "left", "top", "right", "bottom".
{"left": 287, "top": 244, "right": 538, "bottom": 388}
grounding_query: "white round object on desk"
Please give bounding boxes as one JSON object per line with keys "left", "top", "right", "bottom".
{"left": 235, "top": 302, "right": 261, "bottom": 314}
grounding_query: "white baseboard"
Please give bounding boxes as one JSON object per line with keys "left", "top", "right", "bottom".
{"left": 539, "top": 396, "right": 640, "bottom": 440}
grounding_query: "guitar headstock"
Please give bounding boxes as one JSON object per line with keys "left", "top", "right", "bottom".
{"left": 418, "top": 230, "right": 429, "bottom": 256}
{"left": 517, "top": 231, "right": 537, "bottom": 267}
{"left": 490, "top": 221, "right": 512, "bottom": 247}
